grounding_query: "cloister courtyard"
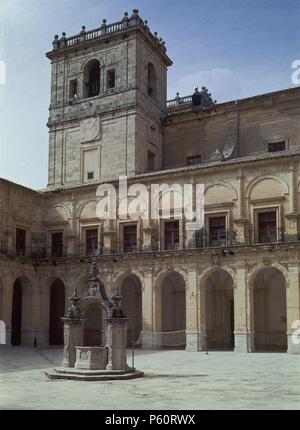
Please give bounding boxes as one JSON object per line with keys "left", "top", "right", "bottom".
{"left": 0, "top": 347, "right": 299, "bottom": 410}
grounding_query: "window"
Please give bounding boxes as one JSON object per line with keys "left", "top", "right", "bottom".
{"left": 164, "top": 221, "right": 180, "bottom": 250}
{"left": 51, "top": 232, "right": 63, "bottom": 258}
{"left": 187, "top": 155, "right": 202, "bottom": 166}
{"left": 106, "top": 69, "right": 115, "bottom": 89}
{"left": 16, "top": 228, "right": 26, "bottom": 256}
{"left": 257, "top": 211, "right": 277, "bottom": 243}
{"left": 147, "top": 63, "right": 156, "bottom": 98}
{"left": 123, "top": 225, "right": 137, "bottom": 253}
{"left": 69, "top": 79, "right": 78, "bottom": 100}
{"left": 87, "top": 171, "right": 94, "bottom": 180}
{"left": 268, "top": 141, "right": 285, "bottom": 152}
{"left": 148, "top": 151, "right": 155, "bottom": 172}
{"left": 86, "top": 229, "right": 98, "bottom": 256}
{"left": 83, "top": 60, "right": 100, "bottom": 98}
{"left": 209, "top": 216, "right": 226, "bottom": 247}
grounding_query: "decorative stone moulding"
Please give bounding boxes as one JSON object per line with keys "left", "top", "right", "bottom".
{"left": 75, "top": 346, "right": 108, "bottom": 370}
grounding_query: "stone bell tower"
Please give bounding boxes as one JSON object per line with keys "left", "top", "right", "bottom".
{"left": 46, "top": 9, "right": 172, "bottom": 188}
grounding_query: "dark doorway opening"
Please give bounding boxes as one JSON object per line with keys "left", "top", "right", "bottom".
{"left": 49, "top": 280, "right": 65, "bottom": 345}
{"left": 11, "top": 280, "right": 22, "bottom": 346}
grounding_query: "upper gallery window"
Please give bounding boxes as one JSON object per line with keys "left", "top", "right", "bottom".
{"left": 87, "top": 171, "right": 94, "bottom": 180}
{"left": 147, "top": 151, "right": 155, "bottom": 172}
{"left": 257, "top": 210, "right": 277, "bottom": 243}
{"left": 187, "top": 155, "right": 202, "bottom": 166}
{"left": 84, "top": 60, "right": 100, "bottom": 98}
{"left": 268, "top": 141, "right": 285, "bottom": 152}
{"left": 16, "top": 228, "right": 26, "bottom": 256}
{"left": 208, "top": 216, "right": 226, "bottom": 247}
{"left": 51, "top": 232, "right": 63, "bottom": 258}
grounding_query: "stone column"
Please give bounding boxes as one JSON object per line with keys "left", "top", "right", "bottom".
{"left": 2, "top": 275, "right": 13, "bottom": 346}
{"left": 234, "top": 267, "right": 249, "bottom": 352}
{"left": 185, "top": 269, "right": 198, "bottom": 351}
{"left": 141, "top": 271, "right": 154, "bottom": 349}
{"left": 287, "top": 264, "right": 300, "bottom": 354}
{"left": 62, "top": 317, "right": 84, "bottom": 368}
{"left": 106, "top": 318, "right": 128, "bottom": 370}
{"left": 246, "top": 281, "right": 255, "bottom": 352}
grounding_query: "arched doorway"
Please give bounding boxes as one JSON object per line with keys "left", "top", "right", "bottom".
{"left": 11, "top": 276, "right": 33, "bottom": 346}
{"left": 11, "top": 279, "right": 22, "bottom": 346}
{"left": 49, "top": 279, "right": 65, "bottom": 346}
{"left": 252, "top": 267, "right": 287, "bottom": 352}
{"left": 83, "top": 302, "right": 103, "bottom": 346}
{"left": 120, "top": 274, "right": 142, "bottom": 347}
{"left": 156, "top": 271, "right": 186, "bottom": 349}
{"left": 204, "top": 269, "right": 234, "bottom": 350}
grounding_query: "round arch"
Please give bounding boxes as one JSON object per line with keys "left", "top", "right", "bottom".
{"left": 245, "top": 175, "right": 289, "bottom": 200}
{"left": 198, "top": 265, "right": 237, "bottom": 290}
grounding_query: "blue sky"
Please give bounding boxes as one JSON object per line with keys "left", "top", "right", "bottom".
{"left": 0, "top": 0, "right": 299, "bottom": 189}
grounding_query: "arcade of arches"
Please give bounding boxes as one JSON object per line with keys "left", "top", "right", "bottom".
{"left": 1, "top": 262, "right": 299, "bottom": 354}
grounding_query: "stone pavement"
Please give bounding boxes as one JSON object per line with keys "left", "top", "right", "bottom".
{"left": 0, "top": 347, "right": 300, "bottom": 410}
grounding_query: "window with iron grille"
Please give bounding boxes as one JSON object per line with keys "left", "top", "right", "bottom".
{"left": 51, "top": 232, "right": 63, "bottom": 258}
{"left": 257, "top": 211, "right": 277, "bottom": 243}
{"left": 86, "top": 229, "right": 98, "bottom": 256}
{"left": 209, "top": 216, "right": 226, "bottom": 247}
{"left": 123, "top": 225, "right": 137, "bottom": 253}
{"left": 164, "top": 221, "right": 180, "bottom": 250}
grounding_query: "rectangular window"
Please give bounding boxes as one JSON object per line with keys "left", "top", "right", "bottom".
{"left": 51, "top": 232, "right": 63, "bottom": 258}
{"left": 16, "top": 228, "right": 26, "bottom": 256}
{"left": 257, "top": 211, "right": 277, "bottom": 243}
{"left": 107, "top": 69, "right": 115, "bottom": 89}
{"left": 209, "top": 216, "right": 226, "bottom": 247}
{"left": 123, "top": 225, "right": 137, "bottom": 253}
{"left": 164, "top": 221, "right": 180, "bottom": 250}
{"left": 187, "top": 155, "right": 202, "bottom": 166}
{"left": 268, "top": 141, "right": 285, "bottom": 152}
{"left": 148, "top": 151, "right": 155, "bottom": 172}
{"left": 86, "top": 229, "right": 98, "bottom": 256}
{"left": 69, "top": 79, "right": 78, "bottom": 99}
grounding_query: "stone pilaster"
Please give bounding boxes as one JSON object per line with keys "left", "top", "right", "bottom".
{"left": 62, "top": 317, "right": 84, "bottom": 367}
{"left": 185, "top": 269, "right": 198, "bottom": 351}
{"left": 287, "top": 264, "right": 300, "bottom": 354}
{"left": 141, "top": 271, "right": 154, "bottom": 349}
{"left": 234, "top": 267, "right": 249, "bottom": 352}
{"left": 106, "top": 317, "right": 128, "bottom": 370}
